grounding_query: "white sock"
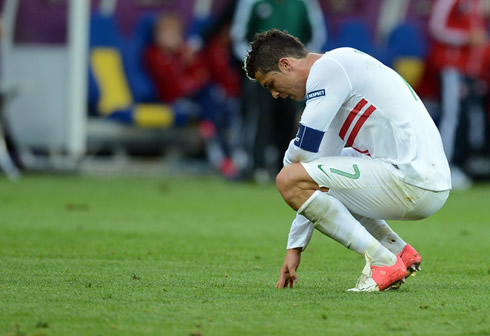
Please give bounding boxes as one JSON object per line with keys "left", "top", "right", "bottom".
{"left": 205, "top": 138, "right": 225, "bottom": 169}
{"left": 354, "top": 216, "right": 407, "bottom": 255}
{"left": 298, "top": 191, "right": 396, "bottom": 267}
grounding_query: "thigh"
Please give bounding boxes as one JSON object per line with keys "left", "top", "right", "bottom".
{"left": 301, "top": 156, "right": 417, "bottom": 220}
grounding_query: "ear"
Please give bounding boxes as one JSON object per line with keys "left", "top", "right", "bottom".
{"left": 279, "top": 58, "right": 292, "bottom": 72}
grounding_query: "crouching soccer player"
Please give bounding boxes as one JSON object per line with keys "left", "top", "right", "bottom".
{"left": 244, "top": 29, "right": 451, "bottom": 292}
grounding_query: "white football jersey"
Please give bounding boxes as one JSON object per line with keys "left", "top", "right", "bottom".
{"left": 285, "top": 48, "right": 451, "bottom": 191}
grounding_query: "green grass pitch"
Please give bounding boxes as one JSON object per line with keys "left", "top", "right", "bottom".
{"left": 0, "top": 175, "right": 489, "bottom": 335}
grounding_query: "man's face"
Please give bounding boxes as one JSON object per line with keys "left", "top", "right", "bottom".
{"left": 156, "top": 17, "right": 183, "bottom": 53}
{"left": 255, "top": 63, "right": 305, "bottom": 101}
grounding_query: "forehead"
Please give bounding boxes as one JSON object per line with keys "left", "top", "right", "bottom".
{"left": 255, "top": 71, "right": 278, "bottom": 87}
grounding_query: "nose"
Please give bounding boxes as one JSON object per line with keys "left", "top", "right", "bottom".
{"left": 270, "top": 89, "right": 280, "bottom": 99}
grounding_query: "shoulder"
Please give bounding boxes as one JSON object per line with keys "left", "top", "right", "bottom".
{"left": 322, "top": 47, "right": 367, "bottom": 63}
{"left": 306, "top": 49, "right": 353, "bottom": 84}
{"left": 309, "top": 48, "right": 376, "bottom": 80}
{"left": 310, "top": 48, "right": 361, "bottom": 69}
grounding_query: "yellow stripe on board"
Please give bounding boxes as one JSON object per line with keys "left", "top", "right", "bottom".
{"left": 91, "top": 48, "right": 132, "bottom": 115}
{"left": 134, "top": 104, "right": 174, "bottom": 128}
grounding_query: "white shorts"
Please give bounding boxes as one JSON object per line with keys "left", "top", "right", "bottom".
{"left": 301, "top": 149, "right": 449, "bottom": 220}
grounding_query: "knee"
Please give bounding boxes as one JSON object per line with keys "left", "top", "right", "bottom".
{"left": 276, "top": 163, "right": 300, "bottom": 204}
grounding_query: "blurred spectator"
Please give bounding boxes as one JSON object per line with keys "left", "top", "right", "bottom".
{"left": 186, "top": 1, "right": 239, "bottom": 58}
{"left": 185, "top": 2, "right": 245, "bottom": 178}
{"left": 231, "top": 0, "right": 327, "bottom": 182}
{"left": 0, "top": 17, "right": 21, "bottom": 180}
{"left": 144, "top": 13, "right": 239, "bottom": 178}
{"left": 145, "top": 14, "right": 210, "bottom": 102}
{"left": 428, "top": 0, "right": 490, "bottom": 189}
{"left": 203, "top": 24, "right": 241, "bottom": 98}
{"left": 202, "top": 22, "right": 243, "bottom": 172}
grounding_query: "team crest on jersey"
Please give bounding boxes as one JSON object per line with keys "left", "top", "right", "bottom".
{"left": 306, "top": 89, "right": 326, "bottom": 101}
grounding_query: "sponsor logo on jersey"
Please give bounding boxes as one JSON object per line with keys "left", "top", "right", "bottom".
{"left": 306, "top": 89, "right": 326, "bottom": 101}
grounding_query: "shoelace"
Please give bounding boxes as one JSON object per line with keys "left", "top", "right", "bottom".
{"left": 354, "top": 273, "right": 373, "bottom": 290}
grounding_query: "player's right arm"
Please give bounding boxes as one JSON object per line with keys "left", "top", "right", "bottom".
{"left": 277, "top": 54, "right": 352, "bottom": 288}
{"left": 275, "top": 247, "right": 302, "bottom": 288}
{"left": 282, "top": 54, "right": 351, "bottom": 166}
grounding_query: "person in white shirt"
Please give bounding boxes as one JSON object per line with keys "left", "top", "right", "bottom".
{"left": 244, "top": 29, "right": 451, "bottom": 292}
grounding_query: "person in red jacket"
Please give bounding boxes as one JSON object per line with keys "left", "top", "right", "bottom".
{"left": 428, "top": 0, "right": 490, "bottom": 189}
{"left": 145, "top": 13, "right": 210, "bottom": 103}
{"left": 145, "top": 13, "right": 238, "bottom": 178}
{"left": 203, "top": 24, "right": 242, "bottom": 99}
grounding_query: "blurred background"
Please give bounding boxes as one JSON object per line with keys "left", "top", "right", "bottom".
{"left": 1, "top": 0, "right": 489, "bottom": 189}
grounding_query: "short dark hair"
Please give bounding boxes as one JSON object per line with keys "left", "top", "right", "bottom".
{"left": 244, "top": 29, "right": 308, "bottom": 80}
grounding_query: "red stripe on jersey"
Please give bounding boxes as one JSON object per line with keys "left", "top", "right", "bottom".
{"left": 352, "top": 147, "right": 371, "bottom": 157}
{"left": 352, "top": 147, "right": 369, "bottom": 154}
{"left": 339, "top": 99, "right": 368, "bottom": 140}
{"left": 346, "top": 104, "right": 376, "bottom": 147}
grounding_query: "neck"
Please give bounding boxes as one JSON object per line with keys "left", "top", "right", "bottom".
{"left": 297, "top": 52, "right": 322, "bottom": 81}
{"left": 305, "top": 52, "right": 322, "bottom": 69}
